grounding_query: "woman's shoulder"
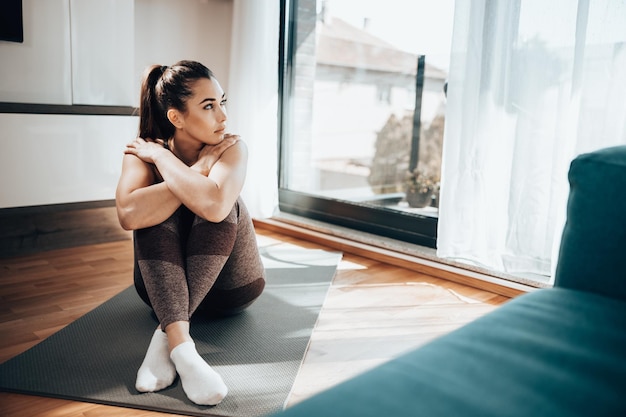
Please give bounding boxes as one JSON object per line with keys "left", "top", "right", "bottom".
{"left": 121, "top": 153, "right": 159, "bottom": 183}
{"left": 229, "top": 138, "right": 249, "bottom": 159}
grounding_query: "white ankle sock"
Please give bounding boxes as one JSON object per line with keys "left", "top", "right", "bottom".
{"left": 135, "top": 329, "right": 176, "bottom": 392}
{"left": 170, "top": 341, "right": 228, "bottom": 405}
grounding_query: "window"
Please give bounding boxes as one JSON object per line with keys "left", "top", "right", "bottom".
{"left": 278, "top": 0, "right": 453, "bottom": 248}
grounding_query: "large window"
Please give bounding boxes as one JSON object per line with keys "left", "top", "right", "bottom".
{"left": 278, "top": 0, "right": 454, "bottom": 248}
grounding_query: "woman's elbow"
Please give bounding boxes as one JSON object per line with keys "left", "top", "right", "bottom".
{"left": 116, "top": 205, "right": 136, "bottom": 231}
{"left": 198, "top": 200, "right": 233, "bottom": 223}
{"left": 200, "top": 210, "right": 229, "bottom": 224}
{"left": 118, "top": 219, "right": 134, "bottom": 231}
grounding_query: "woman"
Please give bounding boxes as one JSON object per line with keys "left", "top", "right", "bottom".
{"left": 116, "top": 60, "right": 266, "bottom": 406}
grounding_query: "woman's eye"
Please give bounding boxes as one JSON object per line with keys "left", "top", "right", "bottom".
{"left": 203, "top": 99, "right": 226, "bottom": 110}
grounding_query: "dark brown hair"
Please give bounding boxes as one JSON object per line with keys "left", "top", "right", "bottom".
{"left": 138, "top": 60, "right": 214, "bottom": 140}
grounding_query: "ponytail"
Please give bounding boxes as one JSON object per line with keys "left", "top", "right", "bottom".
{"left": 138, "top": 65, "right": 171, "bottom": 140}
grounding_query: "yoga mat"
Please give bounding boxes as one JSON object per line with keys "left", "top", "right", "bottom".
{"left": 0, "top": 244, "right": 341, "bottom": 417}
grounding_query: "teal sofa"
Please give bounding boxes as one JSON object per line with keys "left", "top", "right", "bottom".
{"left": 269, "top": 145, "right": 626, "bottom": 417}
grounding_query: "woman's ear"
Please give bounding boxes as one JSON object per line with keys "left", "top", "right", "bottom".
{"left": 167, "top": 109, "right": 184, "bottom": 129}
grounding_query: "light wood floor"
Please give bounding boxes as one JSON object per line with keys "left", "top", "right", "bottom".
{"left": 0, "top": 227, "right": 509, "bottom": 416}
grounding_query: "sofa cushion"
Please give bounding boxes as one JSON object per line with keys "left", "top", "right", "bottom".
{"left": 554, "top": 145, "right": 626, "bottom": 301}
{"left": 272, "top": 288, "right": 626, "bottom": 417}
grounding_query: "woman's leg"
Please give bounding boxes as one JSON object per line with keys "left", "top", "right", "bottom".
{"left": 134, "top": 207, "right": 228, "bottom": 405}
{"left": 133, "top": 207, "right": 191, "bottom": 393}
{"left": 196, "top": 198, "right": 266, "bottom": 316}
{"left": 134, "top": 206, "right": 194, "bottom": 329}
{"left": 165, "top": 202, "right": 248, "bottom": 406}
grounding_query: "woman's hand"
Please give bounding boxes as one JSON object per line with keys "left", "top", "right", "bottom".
{"left": 191, "top": 134, "right": 240, "bottom": 176}
{"left": 124, "top": 137, "right": 169, "bottom": 164}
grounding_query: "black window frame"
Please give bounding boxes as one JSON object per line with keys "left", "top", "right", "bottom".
{"left": 277, "top": 0, "right": 438, "bottom": 248}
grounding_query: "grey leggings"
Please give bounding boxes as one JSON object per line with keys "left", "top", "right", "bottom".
{"left": 133, "top": 197, "right": 266, "bottom": 330}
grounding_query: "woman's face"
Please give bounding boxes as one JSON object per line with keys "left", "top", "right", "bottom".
{"left": 177, "top": 77, "right": 228, "bottom": 145}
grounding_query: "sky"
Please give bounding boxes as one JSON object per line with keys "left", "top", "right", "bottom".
{"left": 325, "top": 0, "right": 626, "bottom": 71}
{"left": 324, "top": 0, "right": 456, "bottom": 70}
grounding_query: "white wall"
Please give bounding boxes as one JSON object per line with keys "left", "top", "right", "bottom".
{"left": 0, "top": 0, "right": 72, "bottom": 104}
{"left": 0, "top": 114, "right": 137, "bottom": 207}
{"left": 70, "top": 0, "right": 135, "bottom": 106}
{"left": 0, "top": 0, "right": 233, "bottom": 209}
{"left": 134, "top": 0, "right": 233, "bottom": 103}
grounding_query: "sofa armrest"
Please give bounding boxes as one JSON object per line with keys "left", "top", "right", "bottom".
{"left": 554, "top": 145, "right": 626, "bottom": 301}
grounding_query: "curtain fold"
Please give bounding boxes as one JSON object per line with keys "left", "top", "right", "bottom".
{"left": 228, "top": 0, "right": 280, "bottom": 218}
{"left": 437, "top": 0, "right": 626, "bottom": 281}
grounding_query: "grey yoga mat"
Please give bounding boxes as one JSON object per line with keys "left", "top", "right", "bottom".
{"left": 0, "top": 244, "right": 341, "bottom": 417}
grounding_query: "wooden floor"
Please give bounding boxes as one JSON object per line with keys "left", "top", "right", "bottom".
{"left": 0, "top": 227, "right": 509, "bottom": 416}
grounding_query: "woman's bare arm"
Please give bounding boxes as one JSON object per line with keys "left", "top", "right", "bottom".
{"left": 152, "top": 140, "right": 248, "bottom": 222}
{"left": 115, "top": 154, "right": 182, "bottom": 230}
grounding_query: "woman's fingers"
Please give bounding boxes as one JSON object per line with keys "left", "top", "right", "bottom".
{"left": 219, "top": 135, "right": 239, "bottom": 150}
{"left": 127, "top": 137, "right": 144, "bottom": 147}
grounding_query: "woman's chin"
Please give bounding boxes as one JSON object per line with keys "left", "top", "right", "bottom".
{"left": 202, "top": 134, "right": 223, "bottom": 145}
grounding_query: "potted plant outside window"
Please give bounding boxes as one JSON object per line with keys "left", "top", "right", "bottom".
{"left": 404, "top": 169, "right": 440, "bottom": 208}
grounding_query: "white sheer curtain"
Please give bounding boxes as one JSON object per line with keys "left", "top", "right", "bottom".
{"left": 227, "top": 0, "right": 280, "bottom": 218}
{"left": 437, "top": 0, "right": 626, "bottom": 280}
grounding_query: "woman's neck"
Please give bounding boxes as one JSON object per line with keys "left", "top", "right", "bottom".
{"left": 168, "top": 136, "right": 202, "bottom": 166}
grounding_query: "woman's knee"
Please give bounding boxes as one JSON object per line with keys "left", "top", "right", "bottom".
{"left": 196, "top": 277, "right": 266, "bottom": 317}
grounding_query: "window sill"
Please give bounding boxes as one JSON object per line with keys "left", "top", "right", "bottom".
{"left": 254, "top": 212, "right": 550, "bottom": 298}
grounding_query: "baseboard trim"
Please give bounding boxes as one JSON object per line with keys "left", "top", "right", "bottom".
{"left": 0, "top": 200, "right": 117, "bottom": 216}
{"left": 0, "top": 201, "right": 131, "bottom": 258}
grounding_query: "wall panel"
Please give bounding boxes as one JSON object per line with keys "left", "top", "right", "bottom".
{"left": 70, "top": 0, "right": 135, "bottom": 106}
{"left": 0, "top": 0, "right": 72, "bottom": 104}
{"left": 0, "top": 114, "right": 137, "bottom": 208}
